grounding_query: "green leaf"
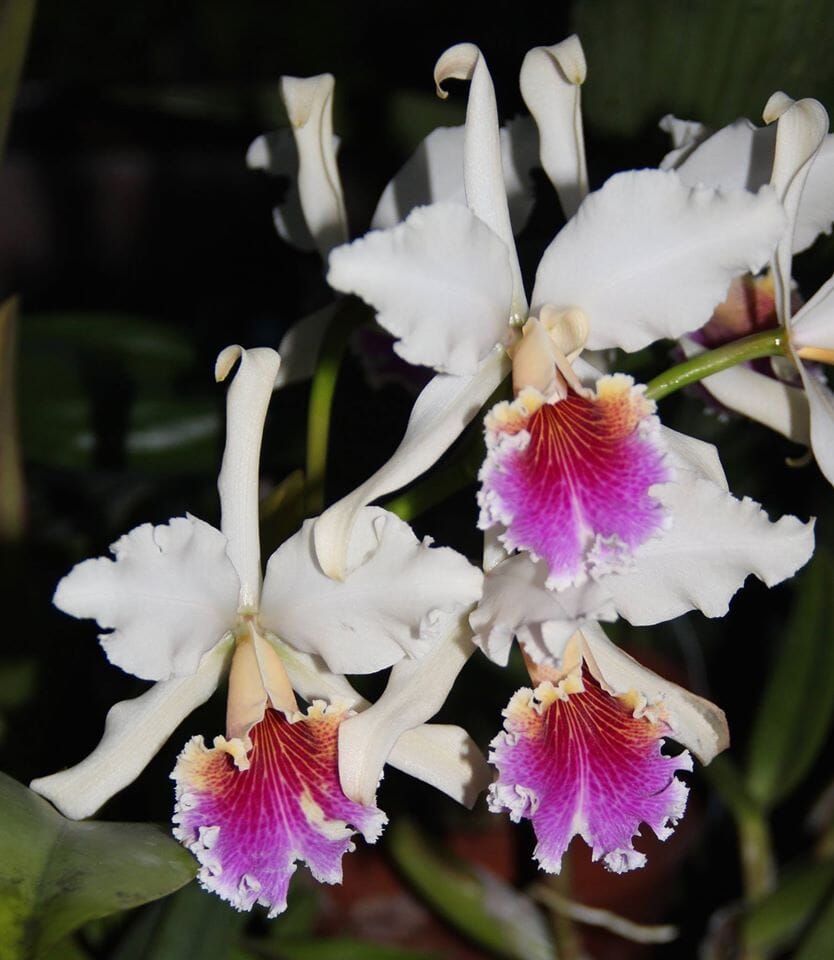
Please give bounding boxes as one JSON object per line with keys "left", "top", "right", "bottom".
{"left": 386, "top": 820, "right": 555, "bottom": 960}
{"left": 573, "top": 0, "right": 834, "bottom": 139}
{"left": 746, "top": 549, "right": 834, "bottom": 808}
{"left": 0, "top": 0, "right": 36, "bottom": 163}
{"left": 744, "top": 859, "right": 834, "bottom": 952}
{"left": 110, "top": 882, "right": 246, "bottom": 960}
{"left": 0, "top": 772, "right": 196, "bottom": 960}
{"left": 796, "top": 881, "right": 834, "bottom": 960}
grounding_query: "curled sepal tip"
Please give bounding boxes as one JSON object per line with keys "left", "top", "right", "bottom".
{"left": 173, "top": 701, "right": 386, "bottom": 917}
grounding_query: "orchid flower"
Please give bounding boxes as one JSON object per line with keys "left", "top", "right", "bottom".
{"left": 247, "top": 72, "right": 537, "bottom": 388}
{"left": 30, "top": 345, "right": 487, "bottom": 916}
{"left": 663, "top": 96, "right": 834, "bottom": 485}
{"left": 481, "top": 619, "right": 728, "bottom": 874}
{"left": 314, "top": 38, "right": 794, "bottom": 591}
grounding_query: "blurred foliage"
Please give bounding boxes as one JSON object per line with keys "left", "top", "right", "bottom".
{"left": 0, "top": 0, "right": 36, "bottom": 162}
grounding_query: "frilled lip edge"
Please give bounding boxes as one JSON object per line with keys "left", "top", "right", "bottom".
{"left": 487, "top": 670, "right": 693, "bottom": 874}
{"left": 171, "top": 700, "right": 387, "bottom": 916}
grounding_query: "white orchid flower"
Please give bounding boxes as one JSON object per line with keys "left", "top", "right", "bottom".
{"left": 314, "top": 38, "right": 791, "bottom": 588}
{"left": 30, "top": 345, "right": 487, "bottom": 917}
{"left": 664, "top": 96, "right": 834, "bottom": 485}
{"left": 483, "top": 620, "right": 728, "bottom": 874}
{"left": 247, "top": 72, "right": 537, "bottom": 388}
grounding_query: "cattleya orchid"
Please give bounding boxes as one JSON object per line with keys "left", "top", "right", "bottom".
{"left": 663, "top": 96, "right": 834, "bottom": 485}
{"left": 30, "top": 345, "right": 487, "bottom": 915}
{"left": 247, "top": 70, "right": 537, "bottom": 388}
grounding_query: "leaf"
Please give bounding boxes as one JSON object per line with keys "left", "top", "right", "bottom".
{"left": 110, "top": 882, "right": 246, "bottom": 960}
{"left": 0, "top": 0, "right": 36, "bottom": 163}
{"left": 573, "top": 0, "right": 834, "bottom": 139}
{"left": 744, "top": 859, "right": 834, "bottom": 953}
{"left": 795, "top": 881, "right": 834, "bottom": 960}
{"left": 269, "top": 939, "right": 441, "bottom": 960}
{"left": 746, "top": 548, "right": 834, "bottom": 808}
{"left": 0, "top": 772, "right": 196, "bottom": 959}
{"left": 385, "top": 819, "right": 555, "bottom": 960}
{"left": 0, "top": 297, "right": 24, "bottom": 540}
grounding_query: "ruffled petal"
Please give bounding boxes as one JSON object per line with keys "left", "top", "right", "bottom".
{"left": 488, "top": 668, "right": 692, "bottom": 874}
{"left": 328, "top": 202, "right": 514, "bottom": 376}
{"left": 470, "top": 553, "right": 615, "bottom": 667}
{"left": 273, "top": 303, "right": 336, "bottom": 389}
{"left": 53, "top": 515, "right": 239, "bottom": 681}
{"left": 658, "top": 114, "right": 709, "bottom": 169}
{"left": 337, "top": 613, "right": 482, "bottom": 804}
{"left": 531, "top": 170, "right": 787, "bottom": 353}
{"left": 262, "top": 507, "right": 483, "bottom": 674}
{"left": 279, "top": 74, "right": 348, "bottom": 257}
{"left": 435, "top": 43, "right": 526, "bottom": 316}
{"left": 520, "top": 35, "right": 588, "bottom": 218}
{"left": 173, "top": 701, "right": 385, "bottom": 917}
{"left": 371, "top": 119, "right": 537, "bottom": 235}
{"left": 671, "top": 117, "right": 774, "bottom": 192}
{"left": 30, "top": 637, "right": 232, "bottom": 819}
{"left": 478, "top": 376, "right": 671, "bottom": 588}
{"left": 680, "top": 336, "right": 810, "bottom": 443}
{"left": 314, "top": 348, "right": 510, "bottom": 579}
{"left": 215, "top": 345, "right": 282, "bottom": 610}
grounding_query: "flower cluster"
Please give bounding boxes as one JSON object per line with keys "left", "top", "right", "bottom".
{"left": 32, "top": 33, "right": 832, "bottom": 913}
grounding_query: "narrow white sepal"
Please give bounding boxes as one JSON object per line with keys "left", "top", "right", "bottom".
{"left": 797, "top": 362, "right": 834, "bottom": 487}
{"left": 215, "top": 345, "right": 281, "bottom": 610}
{"left": 337, "top": 613, "right": 478, "bottom": 804}
{"left": 435, "top": 43, "right": 527, "bottom": 318}
{"left": 280, "top": 74, "right": 348, "bottom": 257}
{"left": 53, "top": 515, "right": 239, "bottom": 682}
{"left": 313, "top": 348, "right": 510, "bottom": 579}
{"left": 30, "top": 637, "right": 233, "bottom": 819}
{"left": 531, "top": 170, "right": 787, "bottom": 353}
{"left": 680, "top": 336, "right": 810, "bottom": 444}
{"left": 579, "top": 623, "right": 729, "bottom": 764}
{"left": 520, "top": 35, "right": 588, "bottom": 219}
{"left": 262, "top": 508, "right": 483, "bottom": 673}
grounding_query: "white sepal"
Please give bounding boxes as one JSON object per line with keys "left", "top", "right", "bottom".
{"left": 262, "top": 508, "right": 483, "bottom": 674}
{"left": 30, "top": 637, "right": 233, "bottom": 819}
{"left": 215, "top": 345, "right": 281, "bottom": 610}
{"left": 280, "top": 74, "right": 348, "bottom": 257}
{"left": 328, "top": 202, "right": 514, "bottom": 376}
{"left": 531, "top": 170, "right": 786, "bottom": 353}
{"left": 338, "top": 613, "right": 484, "bottom": 804}
{"left": 54, "top": 516, "right": 239, "bottom": 682}
{"left": 797, "top": 362, "right": 834, "bottom": 487}
{"left": 314, "top": 348, "right": 510, "bottom": 579}
{"left": 580, "top": 623, "right": 728, "bottom": 764}
{"left": 274, "top": 303, "right": 337, "bottom": 389}
{"left": 435, "top": 43, "right": 526, "bottom": 317}
{"left": 520, "top": 35, "right": 588, "bottom": 219}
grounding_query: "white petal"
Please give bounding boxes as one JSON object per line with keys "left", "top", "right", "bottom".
{"left": 672, "top": 118, "right": 774, "bottom": 192}
{"left": 680, "top": 336, "right": 810, "bottom": 443}
{"left": 388, "top": 724, "right": 491, "bottom": 808}
{"left": 314, "top": 348, "right": 510, "bottom": 579}
{"left": 798, "top": 362, "right": 834, "bottom": 487}
{"left": 215, "top": 346, "right": 281, "bottom": 609}
{"left": 435, "top": 43, "right": 526, "bottom": 317}
{"left": 531, "top": 170, "right": 786, "bottom": 352}
{"left": 791, "top": 270, "right": 834, "bottom": 350}
{"left": 580, "top": 623, "right": 728, "bottom": 763}
{"left": 328, "top": 203, "right": 513, "bottom": 375}
{"left": 371, "top": 119, "right": 537, "bottom": 236}
{"left": 338, "top": 612, "right": 481, "bottom": 804}
{"left": 520, "top": 35, "right": 588, "bottom": 219}
{"left": 470, "top": 553, "right": 614, "bottom": 667}
{"left": 765, "top": 95, "right": 829, "bottom": 324}
{"left": 794, "top": 135, "right": 834, "bottom": 253}
{"left": 273, "top": 303, "right": 336, "bottom": 388}
{"left": 54, "top": 516, "right": 239, "bottom": 681}
{"left": 601, "top": 445, "right": 815, "bottom": 623}
{"left": 658, "top": 114, "right": 710, "bottom": 169}
{"left": 280, "top": 74, "right": 348, "bottom": 257}
{"left": 30, "top": 637, "right": 232, "bottom": 819}
{"left": 262, "top": 507, "right": 483, "bottom": 674}
{"left": 247, "top": 129, "right": 317, "bottom": 252}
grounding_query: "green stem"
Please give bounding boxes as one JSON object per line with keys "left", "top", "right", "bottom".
{"left": 645, "top": 329, "right": 787, "bottom": 401}
{"left": 304, "top": 301, "right": 365, "bottom": 516}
